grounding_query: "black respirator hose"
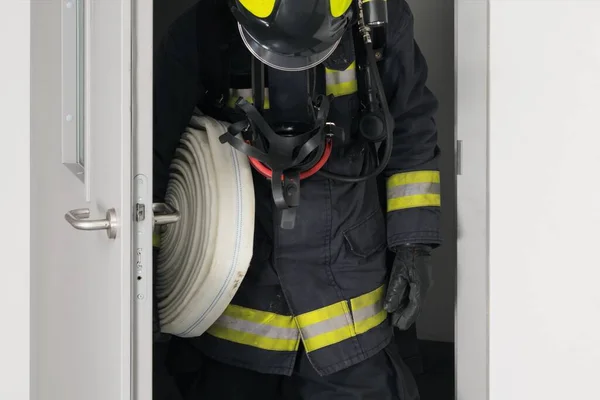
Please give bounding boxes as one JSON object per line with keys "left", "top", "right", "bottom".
{"left": 316, "top": 33, "right": 394, "bottom": 182}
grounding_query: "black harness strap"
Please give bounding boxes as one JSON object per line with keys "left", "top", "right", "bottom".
{"left": 218, "top": 96, "right": 330, "bottom": 172}
{"left": 251, "top": 56, "right": 265, "bottom": 114}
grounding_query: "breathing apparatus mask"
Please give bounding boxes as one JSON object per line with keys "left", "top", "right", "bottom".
{"left": 219, "top": 0, "right": 393, "bottom": 229}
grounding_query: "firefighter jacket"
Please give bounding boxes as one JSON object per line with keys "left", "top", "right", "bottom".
{"left": 153, "top": 0, "right": 442, "bottom": 377}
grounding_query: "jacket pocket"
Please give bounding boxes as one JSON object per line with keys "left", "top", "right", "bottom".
{"left": 343, "top": 210, "right": 387, "bottom": 258}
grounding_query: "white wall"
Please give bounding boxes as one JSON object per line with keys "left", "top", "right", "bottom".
{"left": 487, "top": 1, "right": 600, "bottom": 398}
{"left": 0, "top": 1, "right": 31, "bottom": 400}
{"left": 458, "top": 1, "right": 600, "bottom": 399}
{"left": 407, "top": 0, "right": 456, "bottom": 343}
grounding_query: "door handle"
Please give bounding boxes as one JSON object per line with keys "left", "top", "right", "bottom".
{"left": 152, "top": 203, "right": 181, "bottom": 226}
{"left": 64, "top": 208, "right": 118, "bottom": 239}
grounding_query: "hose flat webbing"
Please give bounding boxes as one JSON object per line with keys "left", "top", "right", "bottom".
{"left": 155, "top": 110, "right": 255, "bottom": 337}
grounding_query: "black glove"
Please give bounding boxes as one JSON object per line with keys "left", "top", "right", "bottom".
{"left": 384, "top": 244, "right": 434, "bottom": 330}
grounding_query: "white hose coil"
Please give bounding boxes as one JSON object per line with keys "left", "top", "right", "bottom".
{"left": 156, "top": 110, "right": 255, "bottom": 337}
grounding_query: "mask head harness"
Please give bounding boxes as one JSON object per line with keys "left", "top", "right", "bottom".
{"left": 219, "top": 0, "right": 393, "bottom": 229}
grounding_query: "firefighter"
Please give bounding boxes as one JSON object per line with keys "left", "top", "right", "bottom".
{"left": 153, "top": 0, "right": 441, "bottom": 398}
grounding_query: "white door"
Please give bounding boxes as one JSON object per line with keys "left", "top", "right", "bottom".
{"left": 30, "top": 1, "right": 154, "bottom": 399}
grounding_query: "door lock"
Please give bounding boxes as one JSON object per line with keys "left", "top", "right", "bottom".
{"left": 135, "top": 203, "right": 146, "bottom": 221}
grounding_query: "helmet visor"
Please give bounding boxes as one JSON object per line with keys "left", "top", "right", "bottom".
{"left": 238, "top": 23, "right": 343, "bottom": 71}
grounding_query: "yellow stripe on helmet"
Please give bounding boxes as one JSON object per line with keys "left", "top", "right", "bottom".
{"left": 238, "top": 0, "right": 276, "bottom": 18}
{"left": 330, "top": 0, "right": 353, "bottom": 18}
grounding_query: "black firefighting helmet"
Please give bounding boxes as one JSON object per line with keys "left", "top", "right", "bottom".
{"left": 229, "top": 0, "right": 354, "bottom": 71}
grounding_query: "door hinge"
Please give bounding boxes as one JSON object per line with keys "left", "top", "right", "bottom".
{"left": 135, "top": 203, "right": 146, "bottom": 221}
{"left": 456, "top": 139, "right": 463, "bottom": 176}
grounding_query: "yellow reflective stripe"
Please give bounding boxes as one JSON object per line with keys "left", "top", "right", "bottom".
{"left": 350, "top": 285, "right": 387, "bottom": 335}
{"left": 228, "top": 88, "right": 270, "bottom": 109}
{"left": 387, "top": 171, "right": 440, "bottom": 188}
{"left": 330, "top": 0, "right": 353, "bottom": 17}
{"left": 207, "top": 325, "right": 300, "bottom": 352}
{"left": 297, "top": 301, "right": 353, "bottom": 352}
{"left": 325, "top": 61, "right": 357, "bottom": 97}
{"left": 298, "top": 285, "right": 387, "bottom": 352}
{"left": 152, "top": 232, "right": 160, "bottom": 247}
{"left": 303, "top": 324, "right": 356, "bottom": 352}
{"left": 296, "top": 301, "right": 349, "bottom": 327}
{"left": 222, "top": 304, "right": 296, "bottom": 329}
{"left": 326, "top": 81, "right": 358, "bottom": 97}
{"left": 238, "top": 0, "right": 276, "bottom": 18}
{"left": 207, "top": 286, "right": 387, "bottom": 353}
{"left": 355, "top": 308, "right": 387, "bottom": 335}
{"left": 210, "top": 315, "right": 299, "bottom": 340}
{"left": 350, "top": 284, "right": 385, "bottom": 310}
{"left": 388, "top": 194, "right": 441, "bottom": 211}
{"left": 206, "top": 304, "right": 300, "bottom": 352}
{"left": 387, "top": 171, "right": 441, "bottom": 211}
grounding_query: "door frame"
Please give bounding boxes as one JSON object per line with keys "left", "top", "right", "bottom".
{"left": 132, "top": 0, "right": 154, "bottom": 399}
{"left": 455, "top": 1, "right": 490, "bottom": 400}
{"left": 1, "top": 0, "right": 493, "bottom": 398}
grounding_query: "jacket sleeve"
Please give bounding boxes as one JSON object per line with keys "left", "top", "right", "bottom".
{"left": 379, "top": 0, "right": 442, "bottom": 249}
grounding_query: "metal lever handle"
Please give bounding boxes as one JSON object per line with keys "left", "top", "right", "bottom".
{"left": 65, "top": 208, "right": 118, "bottom": 239}
{"left": 153, "top": 203, "right": 181, "bottom": 226}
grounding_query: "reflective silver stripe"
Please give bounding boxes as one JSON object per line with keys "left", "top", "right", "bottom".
{"left": 300, "top": 299, "right": 384, "bottom": 339}
{"left": 352, "top": 299, "right": 383, "bottom": 323}
{"left": 212, "top": 315, "right": 300, "bottom": 340}
{"left": 325, "top": 63, "right": 356, "bottom": 86}
{"left": 387, "top": 182, "right": 441, "bottom": 200}
{"left": 300, "top": 312, "right": 354, "bottom": 339}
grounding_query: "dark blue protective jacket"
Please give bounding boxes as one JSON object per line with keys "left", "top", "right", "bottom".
{"left": 153, "top": 0, "right": 441, "bottom": 377}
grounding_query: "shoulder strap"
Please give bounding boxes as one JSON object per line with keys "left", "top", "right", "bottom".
{"left": 323, "top": 28, "right": 356, "bottom": 71}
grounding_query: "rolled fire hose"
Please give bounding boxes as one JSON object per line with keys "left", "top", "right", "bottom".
{"left": 155, "top": 109, "right": 255, "bottom": 337}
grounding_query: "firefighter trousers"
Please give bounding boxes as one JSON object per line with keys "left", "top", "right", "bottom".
{"left": 184, "top": 341, "right": 420, "bottom": 400}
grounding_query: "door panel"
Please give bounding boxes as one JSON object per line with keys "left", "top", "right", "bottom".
{"left": 132, "top": 0, "right": 154, "bottom": 399}
{"left": 30, "top": 1, "right": 135, "bottom": 399}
